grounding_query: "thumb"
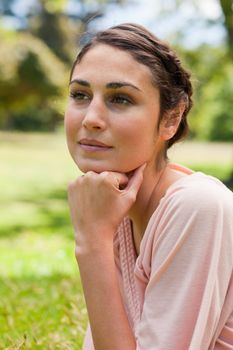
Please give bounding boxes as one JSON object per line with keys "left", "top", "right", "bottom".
{"left": 124, "top": 163, "right": 146, "bottom": 196}
{"left": 107, "top": 171, "right": 129, "bottom": 190}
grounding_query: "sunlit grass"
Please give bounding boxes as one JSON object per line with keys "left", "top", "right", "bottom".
{"left": 0, "top": 131, "right": 87, "bottom": 349}
{"left": 0, "top": 276, "right": 87, "bottom": 349}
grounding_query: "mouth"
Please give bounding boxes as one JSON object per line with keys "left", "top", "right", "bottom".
{"left": 78, "top": 138, "right": 113, "bottom": 152}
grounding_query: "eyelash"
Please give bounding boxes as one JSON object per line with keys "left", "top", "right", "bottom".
{"left": 69, "top": 91, "right": 134, "bottom": 107}
{"left": 109, "top": 95, "right": 133, "bottom": 106}
{"left": 69, "top": 91, "right": 90, "bottom": 101}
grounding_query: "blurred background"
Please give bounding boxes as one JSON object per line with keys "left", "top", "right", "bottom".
{"left": 0, "top": 0, "right": 232, "bottom": 349}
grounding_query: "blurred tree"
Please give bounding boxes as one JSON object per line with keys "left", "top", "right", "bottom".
{"left": 166, "top": 0, "right": 233, "bottom": 141}
{"left": 178, "top": 44, "right": 233, "bottom": 141}
{"left": 0, "top": 29, "right": 68, "bottom": 131}
{"left": 155, "top": 0, "right": 233, "bottom": 58}
{"left": 0, "top": 0, "right": 127, "bottom": 131}
{"left": 29, "top": 0, "right": 75, "bottom": 64}
{"left": 0, "top": 0, "right": 127, "bottom": 63}
{"left": 0, "top": 0, "right": 15, "bottom": 16}
{"left": 197, "top": 60, "right": 233, "bottom": 141}
{"left": 0, "top": 0, "right": 232, "bottom": 137}
{"left": 219, "top": 0, "right": 233, "bottom": 56}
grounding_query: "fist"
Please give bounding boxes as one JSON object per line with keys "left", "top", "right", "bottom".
{"left": 67, "top": 164, "right": 146, "bottom": 252}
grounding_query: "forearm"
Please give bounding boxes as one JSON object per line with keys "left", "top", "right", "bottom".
{"left": 68, "top": 167, "right": 145, "bottom": 349}
{"left": 77, "top": 242, "right": 136, "bottom": 350}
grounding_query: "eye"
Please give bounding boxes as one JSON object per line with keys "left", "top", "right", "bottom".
{"left": 109, "top": 94, "right": 133, "bottom": 106}
{"left": 69, "top": 91, "right": 90, "bottom": 102}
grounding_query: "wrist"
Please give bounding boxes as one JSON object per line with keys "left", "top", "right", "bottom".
{"left": 75, "top": 233, "right": 114, "bottom": 261}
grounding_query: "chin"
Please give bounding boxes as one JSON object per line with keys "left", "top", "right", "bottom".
{"left": 75, "top": 159, "right": 137, "bottom": 174}
{"left": 75, "top": 161, "right": 114, "bottom": 174}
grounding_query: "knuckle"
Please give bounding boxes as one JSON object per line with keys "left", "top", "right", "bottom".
{"left": 99, "top": 171, "right": 110, "bottom": 181}
{"left": 67, "top": 176, "right": 83, "bottom": 193}
{"left": 85, "top": 171, "right": 96, "bottom": 181}
{"left": 100, "top": 171, "right": 109, "bottom": 177}
{"left": 128, "top": 192, "right": 136, "bottom": 202}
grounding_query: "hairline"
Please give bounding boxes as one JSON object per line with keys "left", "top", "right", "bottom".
{"left": 70, "top": 41, "right": 160, "bottom": 90}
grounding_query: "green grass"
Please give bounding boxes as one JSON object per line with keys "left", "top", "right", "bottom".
{"left": 0, "top": 132, "right": 232, "bottom": 349}
{"left": 0, "top": 132, "right": 87, "bottom": 349}
{"left": 1, "top": 275, "right": 87, "bottom": 349}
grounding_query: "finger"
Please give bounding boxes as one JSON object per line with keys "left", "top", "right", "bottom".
{"left": 108, "top": 172, "right": 129, "bottom": 189}
{"left": 124, "top": 163, "right": 146, "bottom": 195}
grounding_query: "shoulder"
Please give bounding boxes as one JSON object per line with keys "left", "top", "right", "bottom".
{"left": 155, "top": 172, "right": 233, "bottom": 227}
{"left": 138, "top": 173, "right": 233, "bottom": 272}
{"left": 146, "top": 172, "right": 233, "bottom": 254}
{"left": 164, "top": 172, "right": 233, "bottom": 215}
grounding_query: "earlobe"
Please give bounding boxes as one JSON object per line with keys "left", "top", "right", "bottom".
{"left": 159, "top": 112, "right": 181, "bottom": 140}
{"left": 159, "top": 104, "right": 185, "bottom": 140}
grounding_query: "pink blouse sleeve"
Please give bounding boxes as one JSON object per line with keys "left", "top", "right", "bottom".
{"left": 82, "top": 323, "right": 95, "bottom": 350}
{"left": 135, "top": 181, "right": 233, "bottom": 350}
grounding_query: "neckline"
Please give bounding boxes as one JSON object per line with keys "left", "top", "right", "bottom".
{"left": 129, "top": 168, "right": 203, "bottom": 258}
{"left": 144, "top": 169, "right": 201, "bottom": 224}
{"left": 166, "top": 162, "right": 194, "bottom": 176}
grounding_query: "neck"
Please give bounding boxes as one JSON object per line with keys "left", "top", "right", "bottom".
{"left": 128, "top": 161, "right": 189, "bottom": 255}
{"left": 128, "top": 160, "right": 168, "bottom": 237}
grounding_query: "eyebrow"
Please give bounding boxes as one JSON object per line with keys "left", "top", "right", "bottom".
{"left": 69, "top": 79, "right": 141, "bottom": 92}
{"left": 70, "top": 79, "right": 90, "bottom": 87}
{"left": 106, "top": 82, "right": 141, "bottom": 91}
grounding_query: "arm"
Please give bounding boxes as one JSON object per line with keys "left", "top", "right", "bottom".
{"left": 135, "top": 182, "right": 233, "bottom": 350}
{"left": 77, "top": 242, "right": 136, "bottom": 350}
{"left": 67, "top": 165, "right": 146, "bottom": 350}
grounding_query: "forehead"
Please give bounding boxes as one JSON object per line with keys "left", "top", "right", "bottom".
{"left": 72, "top": 44, "right": 154, "bottom": 88}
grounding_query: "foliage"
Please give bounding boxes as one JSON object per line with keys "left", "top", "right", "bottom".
{"left": 219, "top": 0, "right": 233, "bottom": 57}
{"left": 171, "top": 0, "right": 233, "bottom": 57}
{"left": 0, "top": 0, "right": 129, "bottom": 132}
{"left": 198, "top": 62, "right": 233, "bottom": 141}
{"left": 154, "top": 0, "right": 233, "bottom": 141}
{"left": 0, "top": 29, "right": 68, "bottom": 131}
{"left": 0, "top": 0, "right": 232, "bottom": 139}
{"left": 178, "top": 45, "right": 233, "bottom": 141}
{"left": 29, "top": 0, "right": 78, "bottom": 64}
{"left": 0, "top": 0, "right": 127, "bottom": 63}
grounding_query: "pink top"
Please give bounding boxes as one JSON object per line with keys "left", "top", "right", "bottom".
{"left": 82, "top": 165, "right": 233, "bottom": 349}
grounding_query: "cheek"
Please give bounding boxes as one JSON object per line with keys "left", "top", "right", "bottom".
{"left": 64, "top": 106, "right": 82, "bottom": 142}
{"left": 115, "top": 117, "right": 160, "bottom": 167}
{"left": 117, "top": 118, "right": 157, "bottom": 148}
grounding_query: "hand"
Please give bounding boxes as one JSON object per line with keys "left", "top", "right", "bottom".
{"left": 67, "top": 163, "right": 146, "bottom": 253}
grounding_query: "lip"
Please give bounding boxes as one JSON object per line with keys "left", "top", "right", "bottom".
{"left": 79, "top": 138, "right": 112, "bottom": 147}
{"left": 78, "top": 138, "right": 113, "bottom": 152}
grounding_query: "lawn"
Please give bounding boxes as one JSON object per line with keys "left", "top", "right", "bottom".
{"left": 0, "top": 131, "right": 232, "bottom": 349}
{"left": 0, "top": 132, "right": 86, "bottom": 349}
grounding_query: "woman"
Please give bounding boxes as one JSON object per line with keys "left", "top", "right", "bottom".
{"left": 65, "top": 23, "right": 233, "bottom": 350}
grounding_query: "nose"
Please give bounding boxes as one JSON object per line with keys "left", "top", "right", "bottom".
{"left": 82, "top": 98, "right": 107, "bottom": 130}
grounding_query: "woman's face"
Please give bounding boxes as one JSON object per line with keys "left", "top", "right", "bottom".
{"left": 65, "top": 44, "right": 165, "bottom": 174}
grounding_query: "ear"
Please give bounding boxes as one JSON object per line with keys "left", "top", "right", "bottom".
{"left": 159, "top": 103, "right": 186, "bottom": 141}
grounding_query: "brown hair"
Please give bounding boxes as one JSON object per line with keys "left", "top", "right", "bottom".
{"left": 70, "top": 23, "right": 193, "bottom": 149}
